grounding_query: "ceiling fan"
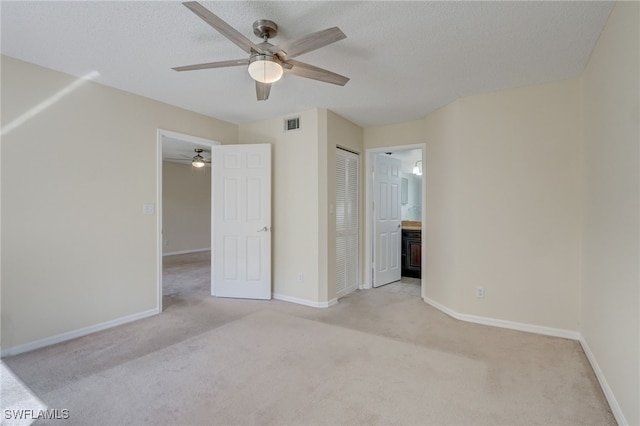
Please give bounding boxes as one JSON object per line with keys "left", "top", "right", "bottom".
{"left": 166, "top": 148, "right": 211, "bottom": 168}
{"left": 173, "top": 1, "right": 350, "bottom": 101}
{"left": 190, "top": 148, "right": 210, "bottom": 168}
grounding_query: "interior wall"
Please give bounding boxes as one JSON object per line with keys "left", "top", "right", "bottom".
{"left": 581, "top": 2, "right": 640, "bottom": 424}
{"left": 430, "top": 79, "right": 583, "bottom": 331}
{"left": 463, "top": 81, "right": 583, "bottom": 328}
{"left": 238, "top": 109, "right": 321, "bottom": 304}
{"left": 1, "top": 56, "right": 237, "bottom": 350}
{"left": 421, "top": 104, "right": 459, "bottom": 308}
{"left": 237, "top": 109, "right": 363, "bottom": 305}
{"left": 317, "top": 110, "right": 329, "bottom": 303}
{"left": 162, "top": 161, "right": 211, "bottom": 255}
{"left": 326, "top": 110, "right": 364, "bottom": 301}
{"left": 363, "top": 119, "right": 424, "bottom": 150}
{"left": 366, "top": 78, "right": 584, "bottom": 332}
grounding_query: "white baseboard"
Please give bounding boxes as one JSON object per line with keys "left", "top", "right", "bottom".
{"left": 579, "top": 337, "right": 628, "bottom": 426}
{"left": 1, "top": 309, "right": 159, "bottom": 358}
{"left": 273, "top": 293, "right": 338, "bottom": 308}
{"left": 336, "top": 285, "right": 358, "bottom": 300}
{"left": 423, "top": 296, "right": 580, "bottom": 340}
{"left": 163, "top": 248, "right": 210, "bottom": 257}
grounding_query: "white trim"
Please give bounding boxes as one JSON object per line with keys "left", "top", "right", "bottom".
{"left": 0, "top": 309, "right": 158, "bottom": 358}
{"left": 163, "top": 248, "right": 210, "bottom": 257}
{"left": 423, "top": 296, "right": 580, "bottom": 340}
{"left": 336, "top": 286, "right": 357, "bottom": 300}
{"left": 156, "top": 131, "right": 164, "bottom": 319}
{"left": 273, "top": 293, "right": 338, "bottom": 308}
{"left": 158, "top": 129, "right": 219, "bottom": 146}
{"left": 156, "top": 129, "right": 219, "bottom": 313}
{"left": 579, "top": 337, "right": 628, "bottom": 426}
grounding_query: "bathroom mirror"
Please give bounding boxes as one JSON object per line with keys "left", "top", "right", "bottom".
{"left": 401, "top": 177, "right": 408, "bottom": 204}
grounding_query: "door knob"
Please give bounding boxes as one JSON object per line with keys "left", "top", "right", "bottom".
{"left": 257, "top": 226, "right": 269, "bottom": 232}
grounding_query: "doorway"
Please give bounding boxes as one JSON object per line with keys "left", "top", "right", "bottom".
{"left": 336, "top": 147, "right": 360, "bottom": 299}
{"left": 156, "top": 129, "right": 218, "bottom": 312}
{"left": 364, "top": 144, "right": 426, "bottom": 297}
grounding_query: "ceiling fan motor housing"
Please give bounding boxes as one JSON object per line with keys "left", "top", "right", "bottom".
{"left": 253, "top": 19, "right": 278, "bottom": 40}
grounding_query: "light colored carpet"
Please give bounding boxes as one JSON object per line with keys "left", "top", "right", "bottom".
{"left": 2, "top": 251, "right": 615, "bottom": 425}
{"left": 0, "top": 361, "right": 47, "bottom": 426}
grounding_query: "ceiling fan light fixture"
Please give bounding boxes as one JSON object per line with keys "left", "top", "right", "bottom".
{"left": 248, "top": 55, "right": 283, "bottom": 84}
{"left": 192, "top": 154, "right": 206, "bottom": 168}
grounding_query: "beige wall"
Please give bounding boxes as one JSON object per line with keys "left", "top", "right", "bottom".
{"left": 421, "top": 105, "right": 458, "bottom": 307}
{"left": 430, "top": 80, "right": 583, "bottom": 330}
{"left": 238, "top": 109, "right": 363, "bottom": 305}
{"left": 363, "top": 119, "right": 424, "bottom": 149}
{"left": 1, "top": 56, "right": 237, "bottom": 350}
{"left": 326, "top": 110, "right": 364, "bottom": 301}
{"left": 238, "top": 109, "right": 321, "bottom": 303}
{"left": 162, "top": 161, "right": 211, "bottom": 255}
{"left": 317, "top": 110, "right": 330, "bottom": 303}
{"left": 581, "top": 2, "right": 640, "bottom": 424}
{"left": 366, "top": 79, "right": 584, "bottom": 331}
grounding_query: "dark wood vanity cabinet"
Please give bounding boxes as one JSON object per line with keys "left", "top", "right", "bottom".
{"left": 401, "top": 230, "right": 422, "bottom": 278}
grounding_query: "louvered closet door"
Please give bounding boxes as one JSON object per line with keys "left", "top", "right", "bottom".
{"left": 336, "top": 148, "right": 359, "bottom": 299}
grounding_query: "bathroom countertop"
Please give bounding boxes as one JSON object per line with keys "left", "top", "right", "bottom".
{"left": 401, "top": 220, "right": 422, "bottom": 230}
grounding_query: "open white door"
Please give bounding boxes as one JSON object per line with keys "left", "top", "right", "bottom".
{"left": 212, "top": 144, "right": 271, "bottom": 299}
{"left": 373, "top": 153, "right": 402, "bottom": 287}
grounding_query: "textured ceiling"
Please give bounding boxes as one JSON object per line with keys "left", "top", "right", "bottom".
{"left": 162, "top": 136, "right": 212, "bottom": 164}
{"left": 1, "top": 1, "right": 613, "bottom": 128}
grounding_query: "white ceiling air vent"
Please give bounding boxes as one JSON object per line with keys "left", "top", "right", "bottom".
{"left": 284, "top": 116, "right": 300, "bottom": 132}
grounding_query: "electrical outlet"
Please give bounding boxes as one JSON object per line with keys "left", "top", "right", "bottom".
{"left": 476, "top": 287, "right": 485, "bottom": 298}
{"left": 297, "top": 273, "right": 304, "bottom": 282}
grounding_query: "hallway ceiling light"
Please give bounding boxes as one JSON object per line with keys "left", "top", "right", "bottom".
{"left": 192, "top": 148, "right": 206, "bottom": 168}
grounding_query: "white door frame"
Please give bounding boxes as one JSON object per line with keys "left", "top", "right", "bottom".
{"left": 156, "top": 129, "right": 219, "bottom": 312}
{"left": 364, "top": 143, "right": 426, "bottom": 297}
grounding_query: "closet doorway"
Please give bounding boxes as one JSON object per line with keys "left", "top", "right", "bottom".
{"left": 335, "top": 147, "right": 359, "bottom": 299}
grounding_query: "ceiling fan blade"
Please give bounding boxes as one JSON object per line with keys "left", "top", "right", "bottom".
{"left": 173, "top": 59, "right": 249, "bottom": 72}
{"left": 256, "top": 81, "right": 271, "bottom": 101}
{"left": 283, "top": 59, "right": 349, "bottom": 86}
{"left": 182, "top": 2, "right": 264, "bottom": 54}
{"left": 270, "top": 27, "right": 346, "bottom": 60}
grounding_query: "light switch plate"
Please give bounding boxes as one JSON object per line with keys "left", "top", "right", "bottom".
{"left": 143, "top": 203, "right": 155, "bottom": 215}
